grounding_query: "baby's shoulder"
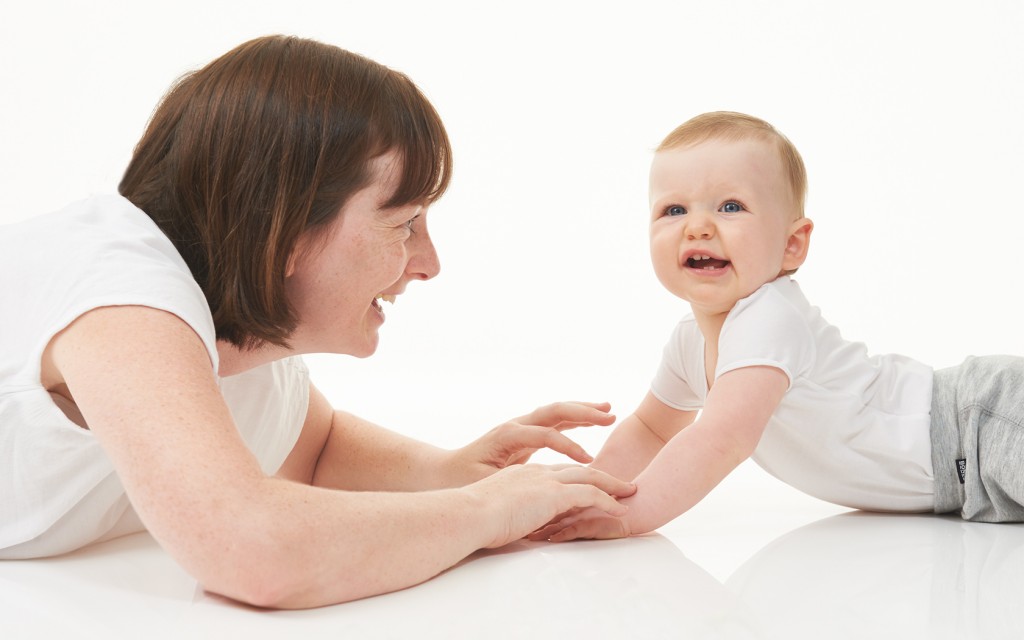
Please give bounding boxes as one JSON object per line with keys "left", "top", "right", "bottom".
{"left": 729, "top": 278, "right": 812, "bottom": 324}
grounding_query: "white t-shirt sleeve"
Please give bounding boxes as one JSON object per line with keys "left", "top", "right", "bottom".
{"left": 650, "top": 319, "right": 705, "bottom": 411}
{"left": 716, "top": 283, "right": 817, "bottom": 389}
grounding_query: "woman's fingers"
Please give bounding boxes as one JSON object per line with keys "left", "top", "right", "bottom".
{"left": 504, "top": 425, "right": 593, "bottom": 464}
{"left": 542, "top": 468, "right": 631, "bottom": 521}
{"left": 517, "top": 401, "right": 615, "bottom": 429}
{"left": 553, "top": 465, "right": 636, "bottom": 500}
{"left": 474, "top": 464, "right": 634, "bottom": 549}
{"left": 549, "top": 516, "right": 631, "bottom": 542}
{"left": 528, "top": 506, "right": 631, "bottom": 542}
{"left": 486, "top": 401, "right": 618, "bottom": 466}
{"left": 527, "top": 517, "right": 574, "bottom": 541}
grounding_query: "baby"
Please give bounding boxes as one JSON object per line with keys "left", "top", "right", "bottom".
{"left": 533, "top": 111, "right": 1024, "bottom": 541}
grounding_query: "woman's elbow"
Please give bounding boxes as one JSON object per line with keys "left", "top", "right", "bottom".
{"left": 201, "top": 559, "right": 351, "bottom": 609}
{"left": 179, "top": 532, "right": 348, "bottom": 609}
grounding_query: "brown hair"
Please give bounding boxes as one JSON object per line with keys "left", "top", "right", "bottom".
{"left": 657, "top": 111, "right": 807, "bottom": 217}
{"left": 119, "top": 35, "right": 452, "bottom": 349}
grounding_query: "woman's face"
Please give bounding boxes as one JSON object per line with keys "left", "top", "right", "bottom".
{"left": 285, "top": 152, "right": 440, "bottom": 357}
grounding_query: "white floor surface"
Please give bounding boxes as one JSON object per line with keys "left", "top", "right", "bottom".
{"left": 3, "top": 460, "right": 1022, "bottom": 640}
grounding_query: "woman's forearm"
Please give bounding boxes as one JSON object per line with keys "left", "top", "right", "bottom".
{"left": 196, "top": 479, "right": 494, "bottom": 608}
{"left": 311, "top": 410, "right": 452, "bottom": 491}
{"left": 193, "top": 464, "right": 634, "bottom": 608}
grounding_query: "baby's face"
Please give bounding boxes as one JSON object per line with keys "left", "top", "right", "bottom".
{"left": 648, "top": 137, "right": 805, "bottom": 318}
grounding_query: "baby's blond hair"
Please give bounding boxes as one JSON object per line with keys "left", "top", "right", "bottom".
{"left": 657, "top": 111, "right": 807, "bottom": 218}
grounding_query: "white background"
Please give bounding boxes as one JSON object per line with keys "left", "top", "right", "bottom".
{"left": 3, "top": 0, "right": 1023, "bottom": 458}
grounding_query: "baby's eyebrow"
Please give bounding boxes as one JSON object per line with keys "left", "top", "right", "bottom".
{"left": 650, "top": 197, "right": 680, "bottom": 210}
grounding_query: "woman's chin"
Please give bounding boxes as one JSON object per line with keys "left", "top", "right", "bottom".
{"left": 299, "top": 322, "right": 380, "bottom": 358}
{"left": 345, "top": 332, "right": 380, "bottom": 359}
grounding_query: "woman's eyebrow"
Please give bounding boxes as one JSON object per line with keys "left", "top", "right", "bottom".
{"left": 376, "top": 203, "right": 420, "bottom": 221}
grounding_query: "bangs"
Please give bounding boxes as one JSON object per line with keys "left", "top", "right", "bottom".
{"left": 377, "top": 72, "right": 453, "bottom": 208}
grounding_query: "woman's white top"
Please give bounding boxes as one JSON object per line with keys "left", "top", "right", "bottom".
{"left": 0, "top": 195, "right": 309, "bottom": 558}
{"left": 650, "top": 277, "right": 935, "bottom": 512}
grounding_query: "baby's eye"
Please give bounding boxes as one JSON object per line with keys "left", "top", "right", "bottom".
{"left": 720, "top": 201, "right": 745, "bottom": 213}
{"left": 666, "top": 205, "right": 687, "bottom": 217}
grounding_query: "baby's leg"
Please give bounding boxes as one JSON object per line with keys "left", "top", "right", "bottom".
{"left": 947, "top": 356, "right": 1024, "bottom": 522}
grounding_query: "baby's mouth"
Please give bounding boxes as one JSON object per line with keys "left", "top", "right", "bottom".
{"left": 687, "top": 254, "right": 731, "bottom": 271}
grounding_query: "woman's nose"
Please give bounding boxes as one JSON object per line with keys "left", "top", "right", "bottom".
{"left": 408, "top": 228, "right": 440, "bottom": 281}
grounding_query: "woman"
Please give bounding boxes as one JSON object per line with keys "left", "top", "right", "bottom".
{"left": 0, "top": 35, "right": 633, "bottom": 608}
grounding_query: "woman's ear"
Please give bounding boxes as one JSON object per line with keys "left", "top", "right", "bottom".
{"left": 782, "top": 217, "right": 814, "bottom": 272}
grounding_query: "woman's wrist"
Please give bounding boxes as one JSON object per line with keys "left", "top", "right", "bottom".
{"left": 434, "top": 447, "right": 492, "bottom": 489}
{"left": 452, "top": 482, "right": 504, "bottom": 549}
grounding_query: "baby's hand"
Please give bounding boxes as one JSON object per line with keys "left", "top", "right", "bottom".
{"left": 528, "top": 506, "right": 631, "bottom": 542}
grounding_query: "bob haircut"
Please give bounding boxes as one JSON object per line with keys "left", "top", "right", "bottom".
{"left": 657, "top": 111, "right": 807, "bottom": 218}
{"left": 120, "top": 35, "right": 452, "bottom": 349}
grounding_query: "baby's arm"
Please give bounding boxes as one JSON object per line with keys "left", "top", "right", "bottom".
{"left": 624, "top": 366, "right": 787, "bottom": 533}
{"left": 589, "top": 391, "right": 697, "bottom": 481}
{"left": 534, "top": 365, "right": 787, "bottom": 541}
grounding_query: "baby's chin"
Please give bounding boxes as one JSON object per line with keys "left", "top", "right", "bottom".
{"left": 682, "top": 288, "right": 751, "bottom": 316}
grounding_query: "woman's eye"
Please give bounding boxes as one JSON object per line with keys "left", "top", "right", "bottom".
{"left": 404, "top": 215, "right": 420, "bottom": 232}
{"left": 720, "top": 201, "right": 744, "bottom": 213}
{"left": 666, "top": 205, "right": 687, "bottom": 217}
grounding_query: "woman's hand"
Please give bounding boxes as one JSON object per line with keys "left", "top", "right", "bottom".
{"left": 443, "top": 401, "right": 616, "bottom": 486}
{"left": 527, "top": 506, "right": 632, "bottom": 542}
{"left": 464, "top": 464, "right": 635, "bottom": 549}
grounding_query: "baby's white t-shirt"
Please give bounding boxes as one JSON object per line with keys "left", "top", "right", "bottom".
{"left": 650, "top": 277, "right": 935, "bottom": 512}
{"left": 0, "top": 195, "right": 309, "bottom": 558}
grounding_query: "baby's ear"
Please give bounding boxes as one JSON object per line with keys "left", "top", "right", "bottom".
{"left": 782, "top": 217, "right": 813, "bottom": 271}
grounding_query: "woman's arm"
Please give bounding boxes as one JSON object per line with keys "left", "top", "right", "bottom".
{"left": 48, "top": 306, "right": 634, "bottom": 608}
{"left": 276, "top": 385, "right": 452, "bottom": 490}
{"left": 278, "top": 387, "right": 618, "bottom": 491}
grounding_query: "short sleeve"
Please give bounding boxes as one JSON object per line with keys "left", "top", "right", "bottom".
{"left": 650, "top": 319, "right": 705, "bottom": 411}
{"left": 0, "top": 195, "right": 219, "bottom": 387}
{"left": 715, "top": 283, "right": 816, "bottom": 389}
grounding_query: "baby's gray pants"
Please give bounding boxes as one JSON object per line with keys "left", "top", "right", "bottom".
{"left": 931, "top": 355, "right": 1024, "bottom": 522}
